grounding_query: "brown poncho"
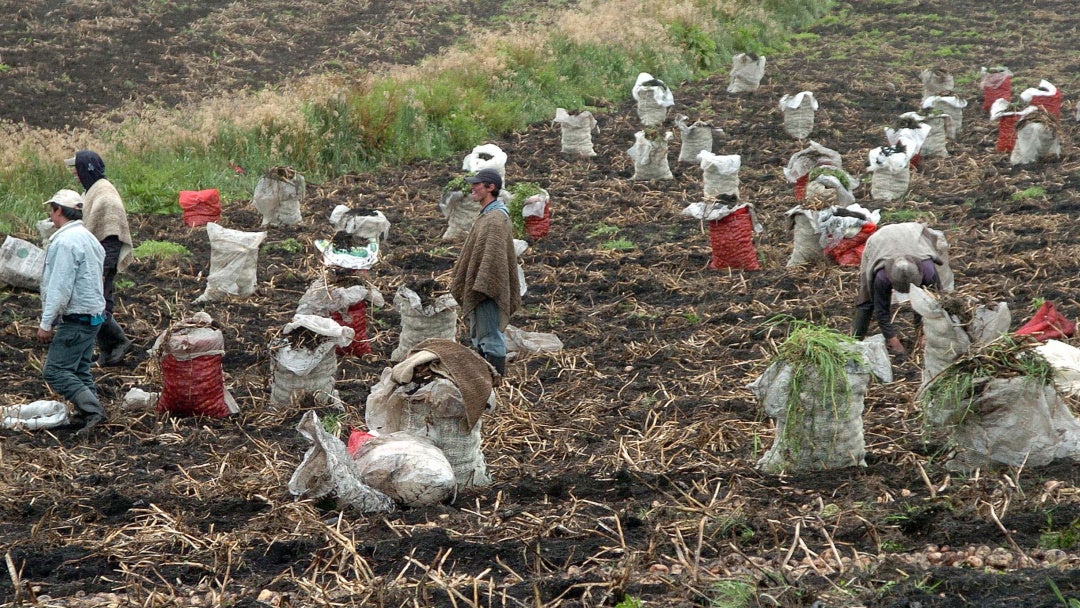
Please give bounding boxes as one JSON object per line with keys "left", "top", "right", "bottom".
{"left": 856, "top": 222, "right": 955, "bottom": 306}
{"left": 450, "top": 206, "right": 520, "bottom": 329}
{"left": 82, "top": 179, "right": 134, "bottom": 271}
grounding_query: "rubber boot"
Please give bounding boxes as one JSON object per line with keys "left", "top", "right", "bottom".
{"left": 484, "top": 353, "right": 506, "bottom": 377}
{"left": 97, "top": 316, "right": 132, "bottom": 367}
{"left": 72, "top": 389, "right": 106, "bottom": 435}
{"left": 852, "top": 306, "right": 873, "bottom": 340}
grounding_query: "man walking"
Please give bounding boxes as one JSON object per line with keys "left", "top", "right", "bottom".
{"left": 39, "top": 190, "right": 109, "bottom": 435}
{"left": 66, "top": 150, "right": 134, "bottom": 366}
{"left": 450, "top": 168, "right": 520, "bottom": 375}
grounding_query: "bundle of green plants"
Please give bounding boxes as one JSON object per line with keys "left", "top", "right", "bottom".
{"left": 771, "top": 320, "right": 861, "bottom": 452}
{"left": 807, "top": 166, "right": 852, "bottom": 189}
{"left": 444, "top": 174, "right": 472, "bottom": 195}
{"left": 508, "top": 182, "right": 543, "bottom": 239}
{"left": 921, "top": 336, "right": 1055, "bottom": 426}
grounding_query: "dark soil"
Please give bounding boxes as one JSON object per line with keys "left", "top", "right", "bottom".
{"left": 2, "top": 0, "right": 1080, "bottom": 606}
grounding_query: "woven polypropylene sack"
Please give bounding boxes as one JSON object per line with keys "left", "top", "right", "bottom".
{"left": 782, "top": 105, "right": 815, "bottom": 140}
{"left": 980, "top": 72, "right": 1011, "bottom": 112}
{"left": 1011, "top": 121, "right": 1061, "bottom": 165}
{"left": 921, "top": 115, "right": 949, "bottom": 158}
{"left": 332, "top": 301, "right": 371, "bottom": 357}
{"left": 157, "top": 354, "right": 231, "bottom": 417}
{"left": 0, "top": 236, "right": 45, "bottom": 291}
{"left": 870, "top": 167, "right": 910, "bottom": 202}
{"left": 794, "top": 174, "right": 808, "bottom": 201}
{"left": 996, "top": 115, "right": 1019, "bottom": 152}
{"left": 824, "top": 223, "right": 876, "bottom": 267}
{"left": 524, "top": 205, "right": 551, "bottom": 241}
{"left": 179, "top": 189, "right": 222, "bottom": 227}
{"left": 1030, "top": 90, "right": 1063, "bottom": 118}
{"left": 708, "top": 208, "right": 760, "bottom": 271}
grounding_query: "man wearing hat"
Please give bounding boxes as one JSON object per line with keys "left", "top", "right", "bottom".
{"left": 853, "top": 222, "right": 955, "bottom": 356}
{"left": 66, "top": 150, "right": 134, "bottom": 366}
{"left": 450, "top": 168, "right": 520, "bottom": 375}
{"left": 39, "top": 189, "right": 109, "bottom": 434}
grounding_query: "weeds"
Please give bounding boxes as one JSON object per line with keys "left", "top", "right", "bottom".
{"left": 707, "top": 579, "right": 754, "bottom": 608}
{"left": 1048, "top": 578, "right": 1080, "bottom": 607}
{"left": 508, "top": 182, "right": 543, "bottom": 239}
{"left": 600, "top": 237, "right": 635, "bottom": 251}
{"left": 1012, "top": 186, "right": 1047, "bottom": 201}
{"left": 132, "top": 240, "right": 191, "bottom": 259}
{"left": 921, "top": 336, "right": 1055, "bottom": 427}
{"left": 588, "top": 223, "right": 620, "bottom": 238}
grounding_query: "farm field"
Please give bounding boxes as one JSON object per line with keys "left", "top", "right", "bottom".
{"left": 1, "top": 0, "right": 1080, "bottom": 606}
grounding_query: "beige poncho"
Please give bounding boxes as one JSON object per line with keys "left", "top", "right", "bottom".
{"left": 450, "top": 206, "right": 521, "bottom": 329}
{"left": 82, "top": 179, "right": 134, "bottom": 271}
{"left": 857, "top": 222, "right": 954, "bottom": 306}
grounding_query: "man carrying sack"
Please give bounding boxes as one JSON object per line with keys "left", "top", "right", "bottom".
{"left": 450, "top": 168, "right": 520, "bottom": 375}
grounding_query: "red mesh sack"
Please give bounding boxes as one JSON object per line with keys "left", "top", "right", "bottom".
{"left": 824, "top": 223, "right": 877, "bottom": 267}
{"left": 331, "top": 300, "right": 372, "bottom": 357}
{"left": 157, "top": 354, "right": 231, "bottom": 417}
{"left": 1030, "top": 90, "right": 1063, "bottom": 118}
{"left": 708, "top": 208, "right": 760, "bottom": 270}
{"left": 981, "top": 73, "right": 1012, "bottom": 112}
{"left": 179, "top": 189, "right": 222, "bottom": 227}
{"left": 794, "top": 174, "right": 808, "bottom": 201}
{"left": 996, "top": 115, "right": 1019, "bottom": 152}
{"left": 1014, "top": 301, "right": 1076, "bottom": 342}
{"left": 524, "top": 204, "right": 551, "bottom": 240}
{"left": 909, "top": 153, "right": 922, "bottom": 170}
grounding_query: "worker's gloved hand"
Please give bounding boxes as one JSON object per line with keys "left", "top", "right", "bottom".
{"left": 886, "top": 336, "right": 906, "bottom": 356}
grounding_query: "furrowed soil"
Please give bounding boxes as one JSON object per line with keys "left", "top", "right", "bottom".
{"left": 2, "top": 0, "right": 1080, "bottom": 606}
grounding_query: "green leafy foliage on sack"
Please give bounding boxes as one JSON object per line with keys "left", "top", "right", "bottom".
{"left": 921, "top": 336, "right": 1055, "bottom": 427}
{"left": 445, "top": 174, "right": 473, "bottom": 195}
{"left": 508, "top": 182, "right": 542, "bottom": 239}
{"left": 771, "top": 319, "right": 860, "bottom": 457}
{"left": 808, "top": 166, "right": 852, "bottom": 189}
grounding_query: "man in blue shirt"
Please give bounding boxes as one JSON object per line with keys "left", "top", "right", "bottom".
{"left": 39, "top": 190, "right": 109, "bottom": 435}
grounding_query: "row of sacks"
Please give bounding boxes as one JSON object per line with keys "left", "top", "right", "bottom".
{"left": 977, "top": 67, "right": 1064, "bottom": 164}
{"left": 287, "top": 339, "right": 499, "bottom": 511}
{"left": 752, "top": 290, "right": 1080, "bottom": 475}
{"left": 626, "top": 59, "right": 766, "bottom": 129}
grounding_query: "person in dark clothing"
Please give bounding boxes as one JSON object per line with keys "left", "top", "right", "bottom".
{"left": 853, "top": 256, "right": 940, "bottom": 355}
{"left": 65, "top": 150, "right": 134, "bottom": 366}
{"left": 851, "top": 222, "right": 954, "bottom": 357}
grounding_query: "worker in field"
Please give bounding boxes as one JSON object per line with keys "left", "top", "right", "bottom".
{"left": 66, "top": 150, "right": 134, "bottom": 366}
{"left": 38, "top": 190, "right": 109, "bottom": 435}
{"left": 853, "top": 222, "right": 954, "bottom": 357}
{"left": 450, "top": 168, "right": 520, "bottom": 376}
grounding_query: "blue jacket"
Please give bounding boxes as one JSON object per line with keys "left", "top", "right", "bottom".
{"left": 40, "top": 220, "right": 106, "bottom": 330}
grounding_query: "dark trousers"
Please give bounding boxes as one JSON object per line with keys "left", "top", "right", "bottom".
{"left": 43, "top": 321, "right": 100, "bottom": 402}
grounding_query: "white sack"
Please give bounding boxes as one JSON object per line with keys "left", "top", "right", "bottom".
{"left": 288, "top": 411, "right": 396, "bottom": 512}
{"left": 391, "top": 287, "right": 459, "bottom": 362}
{"left": 627, "top": 130, "right": 673, "bottom": 181}
{"left": 779, "top": 92, "right": 818, "bottom": 140}
{"left": 675, "top": 115, "right": 717, "bottom": 163}
{"left": 462, "top": 144, "right": 507, "bottom": 181}
{"left": 698, "top": 152, "right": 741, "bottom": 199}
{"left": 0, "top": 400, "right": 69, "bottom": 430}
{"left": 252, "top": 170, "right": 305, "bottom": 227}
{"left": 196, "top": 223, "right": 266, "bottom": 302}
{"left": 632, "top": 73, "right": 674, "bottom": 127}
{"left": 354, "top": 432, "right": 457, "bottom": 507}
{"left": 727, "top": 53, "right": 766, "bottom": 93}
{"left": 0, "top": 236, "right": 45, "bottom": 291}
{"left": 329, "top": 206, "right": 390, "bottom": 243}
{"left": 553, "top": 108, "right": 598, "bottom": 157}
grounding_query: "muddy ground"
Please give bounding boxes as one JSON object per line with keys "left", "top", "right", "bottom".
{"left": 2, "top": 0, "right": 1080, "bottom": 606}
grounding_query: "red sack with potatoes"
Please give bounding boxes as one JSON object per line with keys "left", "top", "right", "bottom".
{"left": 179, "top": 189, "right": 222, "bottom": 227}
{"left": 1014, "top": 301, "right": 1075, "bottom": 342}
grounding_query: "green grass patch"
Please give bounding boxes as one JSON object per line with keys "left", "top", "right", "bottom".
{"left": 275, "top": 238, "right": 305, "bottom": 254}
{"left": 1040, "top": 516, "right": 1080, "bottom": 550}
{"left": 132, "top": 240, "right": 191, "bottom": 259}
{"left": 588, "top": 223, "right": 620, "bottom": 238}
{"left": 707, "top": 579, "right": 755, "bottom": 608}
{"left": 1012, "top": 186, "right": 1047, "bottom": 201}
{"left": 879, "top": 209, "right": 934, "bottom": 223}
{"left": 600, "top": 237, "right": 635, "bottom": 251}
{"left": 0, "top": 0, "right": 832, "bottom": 233}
